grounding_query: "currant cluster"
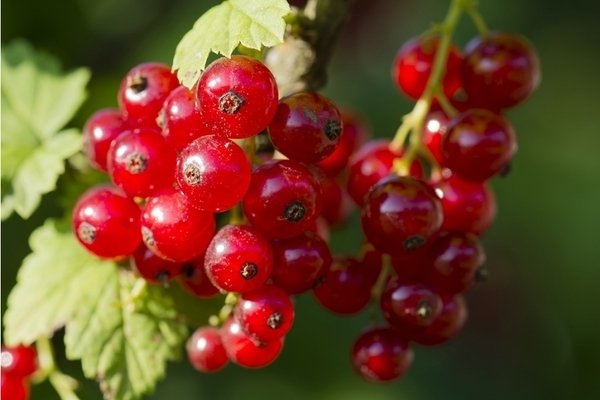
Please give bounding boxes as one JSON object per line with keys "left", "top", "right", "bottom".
{"left": 1, "top": 345, "right": 38, "bottom": 400}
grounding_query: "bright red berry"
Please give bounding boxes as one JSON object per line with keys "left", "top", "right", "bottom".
{"left": 409, "top": 294, "right": 468, "bottom": 346}
{"left": 1, "top": 345, "right": 37, "bottom": 378}
{"left": 187, "top": 326, "right": 229, "bottom": 373}
{"left": 421, "top": 109, "right": 450, "bottom": 166}
{"left": 176, "top": 135, "right": 251, "bottom": 213}
{"left": 380, "top": 277, "right": 443, "bottom": 329}
{"left": 73, "top": 185, "right": 142, "bottom": 259}
{"left": 220, "top": 318, "right": 283, "bottom": 369}
{"left": 178, "top": 255, "right": 220, "bottom": 299}
{"left": 131, "top": 244, "right": 183, "bottom": 284}
{"left": 1, "top": 375, "right": 29, "bottom": 400}
{"left": 196, "top": 55, "right": 278, "bottom": 138}
{"left": 82, "top": 108, "right": 129, "bottom": 171}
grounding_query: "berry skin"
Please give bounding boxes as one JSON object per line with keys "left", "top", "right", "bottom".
{"left": 380, "top": 277, "right": 443, "bottom": 329}
{"left": 432, "top": 174, "right": 496, "bottom": 235}
{"left": 321, "top": 178, "right": 353, "bottom": 227}
{"left": 178, "top": 255, "right": 220, "bottom": 299}
{"left": 392, "top": 36, "right": 463, "bottom": 101}
{"left": 1, "top": 345, "right": 37, "bottom": 378}
{"left": 351, "top": 328, "right": 413, "bottom": 383}
{"left": 140, "top": 187, "right": 215, "bottom": 262}
{"left": 1, "top": 375, "right": 29, "bottom": 400}
{"left": 347, "top": 139, "right": 422, "bottom": 206}
{"left": 409, "top": 295, "right": 468, "bottom": 346}
{"left": 187, "top": 327, "right": 229, "bottom": 373}
{"left": 107, "top": 128, "right": 177, "bottom": 198}
{"left": 159, "top": 85, "right": 211, "bottom": 151}
{"left": 242, "top": 160, "right": 323, "bottom": 239}
{"left": 234, "top": 285, "right": 294, "bottom": 342}
{"left": 461, "top": 31, "right": 541, "bottom": 109}
{"left": 421, "top": 109, "right": 450, "bottom": 166}
{"left": 82, "top": 108, "right": 129, "bottom": 171}
{"left": 220, "top": 318, "right": 283, "bottom": 369}
{"left": 268, "top": 92, "right": 342, "bottom": 163}
{"left": 204, "top": 225, "right": 273, "bottom": 293}
{"left": 441, "top": 109, "right": 517, "bottom": 181}
{"left": 270, "top": 231, "right": 332, "bottom": 294}
{"left": 176, "top": 136, "right": 251, "bottom": 213}
{"left": 73, "top": 185, "right": 142, "bottom": 259}
{"left": 196, "top": 55, "right": 278, "bottom": 138}
{"left": 131, "top": 244, "right": 183, "bottom": 285}
{"left": 118, "top": 62, "right": 180, "bottom": 128}
{"left": 361, "top": 176, "right": 443, "bottom": 255}
{"left": 425, "top": 232, "right": 486, "bottom": 295}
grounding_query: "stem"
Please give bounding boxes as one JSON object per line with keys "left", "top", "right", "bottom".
{"left": 34, "top": 337, "right": 80, "bottom": 400}
{"left": 369, "top": 256, "right": 394, "bottom": 326}
{"left": 464, "top": 2, "right": 490, "bottom": 37}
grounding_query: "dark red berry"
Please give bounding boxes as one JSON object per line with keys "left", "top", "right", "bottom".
{"left": 178, "top": 255, "right": 220, "bottom": 299}
{"left": 380, "top": 277, "right": 443, "bottom": 329}
{"left": 234, "top": 285, "right": 294, "bottom": 342}
{"left": 176, "top": 135, "right": 251, "bottom": 212}
{"left": 351, "top": 327, "right": 413, "bottom": 382}
{"left": 390, "top": 246, "right": 430, "bottom": 282}
{"left": 73, "top": 185, "right": 142, "bottom": 259}
{"left": 1, "top": 375, "right": 29, "bottom": 400}
{"left": 118, "top": 62, "right": 179, "bottom": 128}
{"left": 187, "top": 326, "right": 229, "bottom": 373}
{"left": 361, "top": 176, "right": 443, "bottom": 255}
{"left": 160, "top": 85, "right": 211, "bottom": 151}
{"left": 204, "top": 225, "right": 273, "bottom": 293}
{"left": 422, "top": 109, "right": 450, "bottom": 166}
{"left": 1, "top": 345, "right": 37, "bottom": 378}
{"left": 268, "top": 92, "right": 342, "bottom": 163}
{"left": 461, "top": 31, "right": 541, "bottom": 109}
{"left": 131, "top": 244, "right": 183, "bottom": 285}
{"left": 321, "top": 178, "right": 352, "bottom": 227}
{"left": 220, "top": 318, "right": 283, "bottom": 369}
{"left": 196, "top": 55, "right": 278, "bottom": 138}
{"left": 82, "top": 108, "right": 129, "bottom": 171}
{"left": 409, "top": 294, "right": 468, "bottom": 346}
{"left": 441, "top": 109, "right": 517, "bottom": 181}
{"left": 242, "top": 160, "right": 323, "bottom": 239}
{"left": 392, "top": 36, "right": 462, "bottom": 101}
{"left": 107, "top": 128, "right": 177, "bottom": 198}
{"left": 140, "top": 187, "right": 215, "bottom": 262}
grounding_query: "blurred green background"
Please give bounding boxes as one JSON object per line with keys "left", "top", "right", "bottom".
{"left": 2, "top": 0, "right": 600, "bottom": 399}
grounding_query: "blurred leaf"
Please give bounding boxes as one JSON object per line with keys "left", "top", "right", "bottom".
{"left": 172, "top": 0, "right": 290, "bottom": 88}
{"left": 167, "top": 282, "right": 224, "bottom": 328}
{"left": 1, "top": 39, "right": 90, "bottom": 220}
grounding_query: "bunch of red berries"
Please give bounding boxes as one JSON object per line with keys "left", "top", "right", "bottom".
{"left": 1, "top": 345, "right": 37, "bottom": 400}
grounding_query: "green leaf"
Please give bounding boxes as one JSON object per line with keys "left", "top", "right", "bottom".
{"left": 1, "top": 39, "right": 90, "bottom": 220}
{"left": 167, "top": 283, "right": 224, "bottom": 328}
{"left": 173, "top": 0, "right": 290, "bottom": 87}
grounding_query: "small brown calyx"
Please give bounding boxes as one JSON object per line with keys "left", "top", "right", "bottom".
{"left": 240, "top": 262, "right": 258, "bottom": 280}
{"left": 324, "top": 119, "right": 342, "bottom": 141}
{"left": 312, "top": 275, "right": 326, "bottom": 289}
{"left": 127, "top": 73, "right": 148, "bottom": 94}
{"left": 403, "top": 235, "right": 425, "bottom": 250}
{"left": 267, "top": 312, "right": 284, "bottom": 329}
{"left": 154, "top": 271, "right": 171, "bottom": 288}
{"left": 284, "top": 201, "right": 306, "bottom": 222}
{"left": 219, "top": 91, "right": 245, "bottom": 114}
{"left": 500, "top": 163, "right": 512, "bottom": 178}
{"left": 126, "top": 153, "right": 148, "bottom": 174}
{"left": 181, "top": 263, "right": 195, "bottom": 279}
{"left": 78, "top": 222, "right": 97, "bottom": 244}
{"left": 183, "top": 164, "right": 201, "bottom": 185}
{"left": 475, "top": 266, "right": 489, "bottom": 283}
{"left": 142, "top": 226, "right": 155, "bottom": 247}
{"left": 416, "top": 301, "right": 433, "bottom": 319}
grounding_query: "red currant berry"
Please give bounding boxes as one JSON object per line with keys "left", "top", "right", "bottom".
{"left": 220, "top": 318, "right": 283, "bottom": 369}
{"left": 159, "top": 85, "right": 211, "bottom": 151}
{"left": 131, "top": 244, "right": 183, "bottom": 285}
{"left": 380, "top": 277, "right": 443, "bottom": 329}
{"left": 425, "top": 232, "right": 486, "bottom": 295}
{"left": 118, "top": 62, "right": 179, "bottom": 128}
{"left": 140, "top": 187, "right": 215, "bottom": 262}
{"left": 313, "top": 256, "right": 374, "bottom": 315}
{"left": 107, "top": 128, "right": 177, "bottom": 198}
{"left": 176, "top": 135, "right": 251, "bottom": 212}
{"left": 351, "top": 327, "right": 413, "bottom": 382}
{"left": 178, "top": 255, "right": 220, "bottom": 299}
{"left": 1, "top": 375, "right": 29, "bottom": 400}
{"left": 1, "top": 345, "right": 37, "bottom": 378}
{"left": 321, "top": 178, "right": 352, "bottom": 227}
{"left": 73, "top": 185, "right": 142, "bottom": 259}
{"left": 409, "top": 294, "right": 468, "bottom": 346}
{"left": 390, "top": 246, "right": 430, "bottom": 282}
{"left": 361, "top": 176, "right": 443, "bottom": 255}
{"left": 82, "top": 108, "right": 129, "bottom": 171}
{"left": 347, "top": 139, "right": 422, "bottom": 206}
{"left": 268, "top": 92, "right": 342, "bottom": 163}
{"left": 461, "top": 32, "right": 541, "bottom": 109}
{"left": 234, "top": 284, "right": 294, "bottom": 342}
{"left": 270, "top": 231, "right": 332, "bottom": 294}
{"left": 422, "top": 109, "right": 450, "bottom": 166}
{"left": 187, "top": 326, "right": 229, "bottom": 373}
{"left": 196, "top": 55, "right": 278, "bottom": 138}
{"left": 392, "top": 36, "right": 462, "bottom": 101}
{"left": 242, "top": 160, "right": 323, "bottom": 239}
{"left": 432, "top": 174, "right": 496, "bottom": 235}
{"left": 204, "top": 224, "right": 273, "bottom": 293}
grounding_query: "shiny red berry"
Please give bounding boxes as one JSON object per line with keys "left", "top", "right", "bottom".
{"left": 461, "top": 31, "right": 541, "bottom": 109}
{"left": 176, "top": 135, "right": 251, "bottom": 213}
{"left": 321, "top": 178, "right": 353, "bottom": 227}
{"left": 422, "top": 109, "right": 450, "bottom": 166}
{"left": 131, "top": 244, "right": 183, "bottom": 284}
{"left": 409, "top": 294, "right": 468, "bottom": 346}
{"left": 1, "top": 345, "right": 37, "bottom": 378}
{"left": 441, "top": 109, "right": 517, "bottom": 181}
{"left": 82, "top": 108, "right": 129, "bottom": 171}
{"left": 118, "top": 62, "right": 179, "bottom": 128}
{"left": 1, "top": 375, "right": 29, "bottom": 400}
{"left": 351, "top": 327, "right": 413, "bottom": 382}
{"left": 220, "top": 318, "right": 283, "bottom": 369}
{"left": 380, "top": 277, "right": 443, "bottom": 329}
{"left": 178, "top": 255, "right": 220, "bottom": 299}
{"left": 196, "top": 55, "right": 278, "bottom": 138}
{"left": 187, "top": 326, "right": 228, "bottom": 373}
{"left": 73, "top": 185, "right": 142, "bottom": 259}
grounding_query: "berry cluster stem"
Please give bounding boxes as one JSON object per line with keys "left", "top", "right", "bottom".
{"left": 34, "top": 336, "right": 80, "bottom": 400}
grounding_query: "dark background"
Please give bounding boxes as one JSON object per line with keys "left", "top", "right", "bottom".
{"left": 2, "top": 0, "right": 600, "bottom": 399}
